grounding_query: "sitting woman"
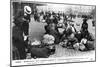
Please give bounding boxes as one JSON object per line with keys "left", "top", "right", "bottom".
{"left": 75, "top": 26, "right": 95, "bottom": 51}
{"left": 80, "top": 29, "right": 95, "bottom": 51}
{"left": 60, "top": 27, "right": 78, "bottom": 48}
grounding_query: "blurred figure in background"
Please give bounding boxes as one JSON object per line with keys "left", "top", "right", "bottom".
{"left": 81, "top": 18, "right": 88, "bottom": 31}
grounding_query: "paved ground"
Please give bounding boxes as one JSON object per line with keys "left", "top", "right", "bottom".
{"left": 29, "top": 17, "right": 95, "bottom": 58}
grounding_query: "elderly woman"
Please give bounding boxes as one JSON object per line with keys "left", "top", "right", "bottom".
{"left": 13, "top": 13, "right": 27, "bottom": 59}
{"left": 12, "top": 5, "right": 32, "bottom": 59}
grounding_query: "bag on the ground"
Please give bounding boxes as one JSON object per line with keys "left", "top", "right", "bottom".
{"left": 30, "top": 46, "right": 50, "bottom": 58}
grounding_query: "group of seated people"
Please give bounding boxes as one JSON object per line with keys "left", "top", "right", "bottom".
{"left": 43, "top": 14, "right": 95, "bottom": 51}
{"left": 27, "top": 11, "right": 95, "bottom": 59}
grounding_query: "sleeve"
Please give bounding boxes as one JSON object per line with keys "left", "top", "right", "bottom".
{"left": 14, "top": 11, "right": 24, "bottom": 25}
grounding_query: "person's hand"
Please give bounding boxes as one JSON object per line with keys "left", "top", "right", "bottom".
{"left": 24, "top": 36, "right": 28, "bottom": 41}
{"left": 22, "top": 18, "right": 29, "bottom": 22}
{"left": 22, "top": 18, "right": 26, "bottom": 21}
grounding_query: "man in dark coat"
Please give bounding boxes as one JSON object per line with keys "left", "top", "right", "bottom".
{"left": 22, "top": 6, "right": 32, "bottom": 42}
{"left": 81, "top": 18, "right": 88, "bottom": 31}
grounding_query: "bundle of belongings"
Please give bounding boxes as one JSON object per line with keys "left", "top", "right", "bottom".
{"left": 28, "top": 34, "right": 55, "bottom": 59}
{"left": 59, "top": 24, "right": 95, "bottom": 51}
{"left": 42, "top": 34, "right": 56, "bottom": 54}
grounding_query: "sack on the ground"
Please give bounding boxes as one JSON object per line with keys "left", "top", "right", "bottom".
{"left": 85, "top": 41, "right": 95, "bottom": 50}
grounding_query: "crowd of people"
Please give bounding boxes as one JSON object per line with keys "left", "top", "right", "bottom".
{"left": 12, "top": 5, "right": 95, "bottom": 60}
{"left": 33, "top": 9, "right": 95, "bottom": 50}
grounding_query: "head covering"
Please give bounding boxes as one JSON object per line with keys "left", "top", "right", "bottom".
{"left": 24, "top": 6, "right": 32, "bottom": 14}
{"left": 31, "top": 39, "right": 41, "bottom": 46}
{"left": 43, "top": 34, "right": 55, "bottom": 44}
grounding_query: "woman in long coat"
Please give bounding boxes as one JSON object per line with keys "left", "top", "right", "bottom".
{"left": 12, "top": 9, "right": 27, "bottom": 59}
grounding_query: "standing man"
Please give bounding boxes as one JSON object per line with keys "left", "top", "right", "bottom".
{"left": 81, "top": 18, "right": 88, "bottom": 31}
{"left": 22, "top": 6, "right": 32, "bottom": 43}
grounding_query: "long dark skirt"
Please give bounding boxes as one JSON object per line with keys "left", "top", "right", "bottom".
{"left": 12, "top": 25, "right": 27, "bottom": 59}
{"left": 12, "top": 38, "right": 26, "bottom": 59}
